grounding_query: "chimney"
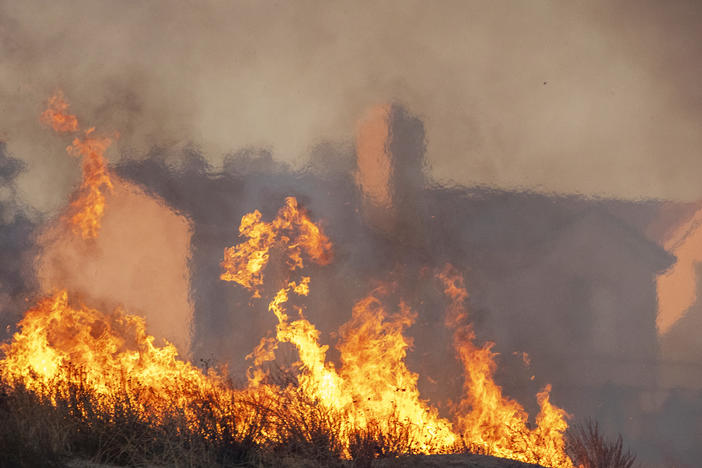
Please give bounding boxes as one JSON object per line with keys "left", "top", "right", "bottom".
{"left": 355, "top": 103, "right": 427, "bottom": 240}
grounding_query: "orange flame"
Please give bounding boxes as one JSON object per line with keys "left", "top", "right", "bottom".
{"left": 222, "top": 200, "right": 573, "bottom": 465}
{"left": 66, "top": 129, "right": 114, "bottom": 239}
{"left": 337, "top": 290, "right": 457, "bottom": 452}
{"left": 0, "top": 291, "right": 226, "bottom": 422}
{"left": 439, "top": 265, "right": 573, "bottom": 467}
{"left": 221, "top": 197, "right": 332, "bottom": 296}
{"left": 222, "top": 198, "right": 456, "bottom": 452}
{"left": 40, "top": 91, "right": 79, "bottom": 133}
{"left": 0, "top": 167, "right": 575, "bottom": 466}
{"left": 41, "top": 92, "right": 114, "bottom": 239}
{"left": 5, "top": 100, "right": 577, "bottom": 465}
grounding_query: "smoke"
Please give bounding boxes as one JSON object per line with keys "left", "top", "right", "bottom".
{"left": 3, "top": 0, "right": 702, "bottom": 217}
{"left": 2, "top": 1, "right": 702, "bottom": 465}
{"left": 108, "top": 115, "right": 696, "bottom": 465}
{"left": 0, "top": 143, "right": 37, "bottom": 341}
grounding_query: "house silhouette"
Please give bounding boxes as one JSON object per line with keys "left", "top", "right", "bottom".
{"left": 115, "top": 104, "right": 702, "bottom": 466}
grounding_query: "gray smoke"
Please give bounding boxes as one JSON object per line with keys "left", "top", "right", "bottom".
{"left": 111, "top": 119, "right": 678, "bottom": 466}
{"left": 0, "top": 143, "right": 38, "bottom": 341}
{"left": 2, "top": 1, "right": 702, "bottom": 466}
{"left": 3, "top": 0, "right": 702, "bottom": 217}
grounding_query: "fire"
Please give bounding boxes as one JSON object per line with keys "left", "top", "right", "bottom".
{"left": 337, "top": 290, "right": 457, "bottom": 452}
{"left": 222, "top": 199, "right": 573, "bottom": 465}
{"left": 0, "top": 194, "right": 574, "bottom": 466}
{"left": 221, "top": 198, "right": 457, "bottom": 452}
{"left": 0, "top": 94, "right": 576, "bottom": 466}
{"left": 221, "top": 197, "right": 332, "bottom": 296}
{"left": 0, "top": 291, "right": 227, "bottom": 423}
{"left": 40, "top": 91, "right": 78, "bottom": 133}
{"left": 439, "top": 266, "right": 573, "bottom": 467}
{"left": 41, "top": 92, "right": 114, "bottom": 239}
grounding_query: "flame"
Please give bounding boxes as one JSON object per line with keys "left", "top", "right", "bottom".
{"left": 336, "top": 290, "right": 457, "bottom": 452}
{"left": 221, "top": 197, "right": 332, "bottom": 296}
{"left": 41, "top": 92, "right": 114, "bottom": 239}
{"left": 40, "top": 91, "right": 79, "bottom": 133}
{"left": 3, "top": 97, "right": 576, "bottom": 464}
{"left": 222, "top": 198, "right": 456, "bottom": 452}
{"left": 0, "top": 291, "right": 227, "bottom": 423}
{"left": 439, "top": 266, "right": 573, "bottom": 467}
{"left": 222, "top": 199, "right": 573, "bottom": 465}
{"left": 0, "top": 168, "right": 574, "bottom": 466}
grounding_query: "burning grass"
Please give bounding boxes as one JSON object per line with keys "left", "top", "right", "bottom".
{"left": 0, "top": 364, "right": 448, "bottom": 467}
{"left": 0, "top": 94, "right": 584, "bottom": 467}
{"left": 0, "top": 195, "right": 576, "bottom": 467}
{"left": 0, "top": 373, "right": 637, "bottom": 467}
{"left": 0, "top": 368, "right": 255, "bottom": 467}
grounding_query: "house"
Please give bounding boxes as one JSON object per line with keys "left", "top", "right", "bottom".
{"left": 115, "top": 104, "right": 699, "bottom": 465}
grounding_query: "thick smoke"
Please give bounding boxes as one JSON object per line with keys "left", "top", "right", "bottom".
{"left": 2, "top": 1, "right": 702, "bottom": 466}
{"left": 3, "top": 0, "right": 702, "bottom": 216}
{"left": 0, "top": 143, "right": 37, "bottom": 341}
{"left": 112, "top": 108, "right": 686, "bottom": 466}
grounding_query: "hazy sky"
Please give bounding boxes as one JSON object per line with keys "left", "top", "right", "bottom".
{"left": 1, "top": 0, "right": 702, "bottom": 214}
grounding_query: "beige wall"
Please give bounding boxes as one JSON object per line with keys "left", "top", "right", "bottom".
{"left": 37, "top": 178, "right": 194, "bottom": 355}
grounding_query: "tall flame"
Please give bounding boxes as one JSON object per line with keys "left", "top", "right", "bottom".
{"left": 0, "top": 181, "right": 575, "bottom": 466}
{"left": 337, "top": 289, "right": 458, "bottom": 452}
{"left": 221, "top": 198, "right": 574, "bottom": 465}
{"left": 41, "top": 92, "right": 114, "bottom": 239}
{"left": 2, "top": 98, "right": 575, "bottom": 465}
{"left": 439, "top": 266, "right": 573, "bottom": 467}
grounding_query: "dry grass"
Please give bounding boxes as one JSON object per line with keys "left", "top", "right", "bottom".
{"left": 1, "top": 365, "right": 639, "bottom": 468}
{"left": 0, "top": 375, "right": 255, "bottom": 468}
{"left": 0, "top": 368, "right": 436, "bottom": 468}
{"left": 565, "top": 419, "right": 637, "bottom": 468}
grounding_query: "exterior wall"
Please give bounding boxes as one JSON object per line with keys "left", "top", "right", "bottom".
{"left": 477, "top": 217, "right": 660, "bottom": 392}
{"left": 37, "top": 179, "right": 194, "bottom": 355}
{"left": 659, "top": 279, "right": 702, "bottom": 390}
{"left": 356, "top": 104, "right": 395, "bottom": 232}
{"left": 355, "top": 103, "right": 427, "bottom": 242}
